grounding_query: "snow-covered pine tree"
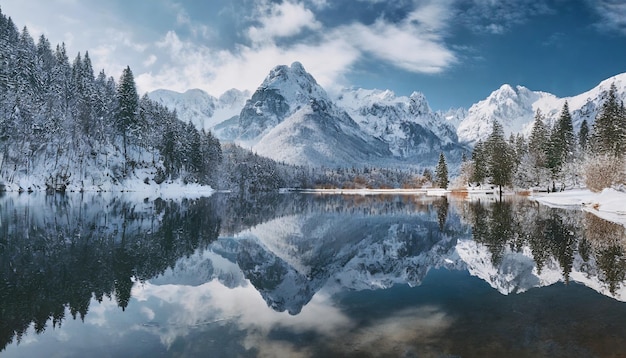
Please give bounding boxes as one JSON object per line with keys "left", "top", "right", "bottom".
{"left": 115, "top": 66, "right": 139, "bottom": 175}
{"left": 525, "top": 109, "right": 550, "bottom": 186}
{"left": 471, "top": 140, "right": 488, "bottom": 185}
{"left": 548, "top": 101, "right": 575, "bottom": 181}
{"left": 486, "top": 120, "right": 515, "bottom": 196}
{"left": 94, "top": 70, "right": 117, "bottom": 143}
{"left": 585, "top": 83, "right": 626, "bottom": 191}
{"left": 199, "top": 129, "right": 223, "bottom": 186}
{"left": 592, "top": 83, "right": 626, "bottom": 157}
{"left": 422, "top": 167, "right": 433, "bottom": 183}
{"left": 74, "top": 51, "right": 97, "bottom": 137}
{"left": 435, "top": 152, "right": 448, "bottom": 189}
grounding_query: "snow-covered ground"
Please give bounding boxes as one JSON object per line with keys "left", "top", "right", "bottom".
{"left": 532, "top": 188, "right": 626, "bottom": 227}
{"left": 293, "top": 188, "right": 429, "bottom": 195}
{"left": 1, "top": 176, "right": 214, "bottom": 200}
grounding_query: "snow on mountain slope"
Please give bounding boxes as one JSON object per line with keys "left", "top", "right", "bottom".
{"left": 148, "top": 88, "right": 249, "bottom": 131}
{"left": 457, "top": 73, "right": 626, "bottom": 145}
{"left": 232, "top": 62, "right": 468, "bottom": 167}
{"left": 443, "top": 107, "right": 467, "bottom": 128}
{"left": 336, "top": 88, "right": 460, "bottom": 157}
{"left": 233, "top": 61, "right": 333, "bottom": 144}
{"left": 252, "top": 101, "right": 391, "bottom": 167}
{"left": 457, "top": 84, "right": 554, "bottom": 145}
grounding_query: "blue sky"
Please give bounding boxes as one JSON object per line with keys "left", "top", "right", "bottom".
{"left": 2, "top": 0, "right": 626, "bottom": 110}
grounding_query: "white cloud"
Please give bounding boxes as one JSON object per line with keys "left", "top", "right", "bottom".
{"left": 331, "top": 1, "right": 456, "bottom": 74}
{"left": 456, "top": 0, "right": 555, "bottom": 34}
{"left": 136, "top": 29, "right": 359, "bottom": 96}
{"left": 170, "top": 2, "right": 215, "bottom": 40}
{"left": 176, "top": 8, "right": 191, "bottom": 26}
{"left": 308, "top": 0, "right": 329, "bottom": 9}
{"left": 136, "top": 0, "right": 456, "bottom": 95}
{"left": 589, "top": 0, "right": 626, "bottom": 35}
{"left": 248, "top": 1, "right": 322, "bottom": 44}
{"left": 143, "top": 54, "right": 158, "bottom": 67}
{"left": 88, "top": 29, "right": 148, "bottom": 79}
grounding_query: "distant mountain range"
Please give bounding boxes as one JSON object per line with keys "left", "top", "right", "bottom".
{"left": 458, "top": 73, "right": 626, "bottom": 145}
{"left": 149, "top": 63, "right": 626, "bottom": 167}
{"left": 148, "top": 88, "right": 250, "bottom": 131}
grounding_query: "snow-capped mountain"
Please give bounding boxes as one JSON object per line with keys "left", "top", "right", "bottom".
{"left": 150, "top": 62, "right": 468, "bottom": 167}
{"left": 336, "top": 88, "right": 460, "bottom": 157}
{"left": 223, "top": 62, "right": 393, "bottom": 166}
{"left": 224, "top": 62, "right": 467, "bottom": 166}
{"left": 148, "top": 88, "right": 249, "bottom": 131}
{"left": 457, "top": 73, "right": 626, "bottom": 145}
{"left": 235, "top": 61, "right": 331, "bottom": 142}
{"left": 150, "top": 63, "right": 626, "bottom": 162}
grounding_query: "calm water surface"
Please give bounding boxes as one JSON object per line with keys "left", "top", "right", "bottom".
{"left": 1, "top": 192, "right": 626, "bottom": 357}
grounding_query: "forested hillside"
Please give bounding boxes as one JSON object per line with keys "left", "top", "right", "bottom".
{"left": 0, "top": 9, "right": 222, "bottom": 192}
{"left": 460, "top": 89, "right": 626, "bottom": 193}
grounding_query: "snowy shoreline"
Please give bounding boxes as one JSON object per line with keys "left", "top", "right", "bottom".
{"left": 531, "top": 188, "right": 626, "bottom": 227}
{"left": 0, "top": 178, "right": 215, "bottom": 201}
{"left": 284, "top": 188, "right": 450, "bottom": 196}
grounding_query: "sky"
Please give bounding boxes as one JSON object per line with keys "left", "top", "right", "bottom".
{"left": 2, "top": 0, "right": 626, "bottom": 110}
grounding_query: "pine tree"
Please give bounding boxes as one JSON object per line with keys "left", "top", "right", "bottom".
{"left": 548, "top": 101, "right": 575, "bottom": 178}
{"left": 578, "top": 119, "right": 589, "bottom": 152}
{"left": 435, "top": 152, "right": 448, "bottom": 189}
{"left": 486, "top": 120, "right": 515, "bottom": 197}
{"left": 422, "top": 167, "right": 433, "bottom": 183}
{"left": 585, "top": 83, "right": 625, "bottom": 191}
{"left": 471, "top": 140, "right": 487, "bottom": 185}
{"left": 524, "top": 109, "right": 550, "bottom": 185}
{"left": 592, "top": 83, "right": 625, "bottom": 157}
{"left": 115, "top": 66, "right": 139, "bottom": 175}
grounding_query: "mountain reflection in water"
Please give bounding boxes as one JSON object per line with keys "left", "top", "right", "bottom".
{"left": 1, "top": 192, "right": 626, "bottom": 357}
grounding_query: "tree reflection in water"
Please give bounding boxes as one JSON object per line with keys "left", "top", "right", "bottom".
{"left": 465, "top": 198, "right": 626, "bottom": 294}
{"left": 0, "top": 194, "right": 221, "bottom": 351}
{"left": 1, "top": 193, "right": 626, "bottom": 354}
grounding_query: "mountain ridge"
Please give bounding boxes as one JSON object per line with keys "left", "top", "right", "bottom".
{"left": 151, "top": 62, "right": 469, "bottom": 167}
{"left": 149, "top": 66, "right": 626, "bottom": 166}
{"left": 457, "top": 72, "right": 626, "bottom": 145}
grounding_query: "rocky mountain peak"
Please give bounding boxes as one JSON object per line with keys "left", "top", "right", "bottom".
{"left": 409, "top": 91, "right": 431, "bottom": 116}
{"left": 236, "top": 62, "right": 342, "bottom": 144}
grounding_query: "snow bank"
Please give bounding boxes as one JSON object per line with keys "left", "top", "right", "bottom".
{"left": 295, "top": 188, "right": 429, "bottom": 195}
{"left": 118, "top": 179, "right": 215, "bottom": 201}
{"left": 0, "top": 176, "right": 214, "bottom": 200}
{"left": 532, "top": 188, "right": 626, "bottom": 227}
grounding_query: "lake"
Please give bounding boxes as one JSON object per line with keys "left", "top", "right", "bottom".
{"left": 1, "top": 192, "right": 626, "bottom": 357}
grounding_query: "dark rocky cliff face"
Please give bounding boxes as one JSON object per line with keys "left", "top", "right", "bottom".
{"left": 237, "top": 88, "right": 291, "bottom": 140}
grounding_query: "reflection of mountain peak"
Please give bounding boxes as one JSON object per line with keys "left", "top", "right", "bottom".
{"left": 457, "top": 239, "right": 545, "bottom": 295}
{"left": 455, "top": 200, "right": 626, "bottom": 301}
{"left": 223, "top": 197, "right": 626, "bottom": 315}
{"left": 231, "top": 209, "right": 458, "bottom": 314}
{"left": 457, "top": 238, "right": 626, "bottom": 301}
{"left": 237, "top": 238, "right": 320, "bottom": 315}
